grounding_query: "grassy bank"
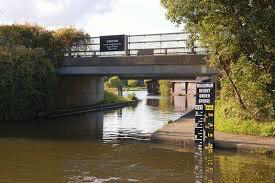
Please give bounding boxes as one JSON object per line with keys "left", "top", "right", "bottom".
{"left": 215, "top": 100, "right": 275, "bottom": 137}
{"left": 101, "top": 90, "right": 137, "bottom": 104}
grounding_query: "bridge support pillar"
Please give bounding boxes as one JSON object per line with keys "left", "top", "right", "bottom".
{"left": 55, "top": 76, "right": 104, "bottom": 109}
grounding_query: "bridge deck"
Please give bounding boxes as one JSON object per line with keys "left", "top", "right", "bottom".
{"left": 58, "top": 54, "right": 216, "bottom": 79}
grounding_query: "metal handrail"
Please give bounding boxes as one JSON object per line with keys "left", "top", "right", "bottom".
{"left": 74, "top": 39, "right": 187, "bottom": 46}
{"left": 128, "top": 39, "right": 187, "bottom": 44}
{"left": 68, "top": 32, "right": 204, "bottom": 57}
{"left": 70, "top": 47, "right": 196, "bottom": 52}
{"left": 128, "top": 32, "right": 188, "bottom": 37}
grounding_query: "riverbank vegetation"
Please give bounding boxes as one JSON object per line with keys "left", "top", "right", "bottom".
{"left": 162, "top": 1, "right": 274, "bottom": 136}
{"left": 105, "top": 76, "right": 121, "bottom": 88}
{"left": 216, "top": 100, "right": 275, "bottom": 137}
{"left": 101, "top": 91, "right": 138, "bottom": 104}
{"left": 104, "top": 77, "right": 138, "bottom": 103}
{"left": 159, "top": 80, "right": 171, "bottom": 96}
{"left": 0, "top": 24, "right": 89, "bottom": 120}
{"left": 127, "top": 80, "right": 139, "bottom": 87}
{"left": 101, "top": 91, "right": 129, "bottom": 104}
{"left": 105, "top": 77, "right": 146, "bottom": 91}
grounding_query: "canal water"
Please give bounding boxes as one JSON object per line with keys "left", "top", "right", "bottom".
{"left": 0, "top": 91, "right": 274, "bottom": 183}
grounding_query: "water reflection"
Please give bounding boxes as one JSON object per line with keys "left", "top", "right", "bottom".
{"left": 0, "top": 139, "right": 273, "bottom": 183}
{"left": 0, "top": 91, "right": 194, "bottom": 142}
{"left": 146, "top": 95, "right": 196, "bottom": 112}
{"left": 173, "top": 95, "right": 196, "bottom": 111}
{"left": 62, "top": 144, "right": 196, "bottom": 182}
{"left": 146, "top": 98, "right": 159, "bottom": 106}
{"left": 0, "top": 91, "right": 274, "bottom": 182}
{"left": 117, "top": 108, "right": 123, "bottom": 117}
{"left": 129, "top": 91, "right": 197, "bottom": 111}
{"left": 103, "top": 93, "right": 195, "bottom": 142}
{"left": 194, "top": 148, "right": 215, "bottom": 183}
{"left": 0, "top": 112, "right": 104, "bottom": 140}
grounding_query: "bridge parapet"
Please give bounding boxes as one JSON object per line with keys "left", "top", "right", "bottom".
{"left": 62, "top": 54, "right": 209, "bottom": 66}
{"left": 68, "top": 32, "right": 208, "bottom": 57}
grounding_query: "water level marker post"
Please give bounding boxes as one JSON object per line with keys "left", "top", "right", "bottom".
{"left": 194, "top": 82, "right": 216, "bottom": 183}
{"left": 195, "top": 104, "right": 204, "bottom": 149}
{"left": 195, "top": 82, "right": 216, "bottom": 149}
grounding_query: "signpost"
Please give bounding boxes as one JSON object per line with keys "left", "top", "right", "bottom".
{"left": 100, "top": 35, "right": 126, "bottom": 52}
{"left": 194, "top": 82, "right": 216, "bottom": 182}
{"left": 195, "top": 82, "right": 215, "bottom": 149}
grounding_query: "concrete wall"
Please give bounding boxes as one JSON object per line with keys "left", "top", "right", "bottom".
{"left": 187, "top": 83, "right": 197, "bottom": 95}
{"left": 55, "top": 76, "right": 104, "bottom": 109}
{"left": 173, "top": 82, "right": 186, "bottom": 95}
{"left": 172, "top": 81, "right": 197, "bottom": 95}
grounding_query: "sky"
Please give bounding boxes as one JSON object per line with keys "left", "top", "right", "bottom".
{"left": 0, "top": 0, "right": 182, "bottom": 36}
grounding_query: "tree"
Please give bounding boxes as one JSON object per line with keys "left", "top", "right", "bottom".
{"left": 161, "top": 0, "right": 274, "bottom": 120}
{"left": 53, "top": 26, "right": 90, "bottom": 57}
{"left": 0, "top": 48, "right": 56, "bottom": 120}
{"left": 0, "top": 24, "right": 91, "bottom": 120}
{"left": 128, "top": 80, "right": 138, "bottom": 87}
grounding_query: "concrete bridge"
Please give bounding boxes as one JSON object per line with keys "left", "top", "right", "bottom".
{"left": 56, "top": 32, "right": 216, "bottom": 109}
{"left": 58, "top": 54, "right": 215, "bottom": 78}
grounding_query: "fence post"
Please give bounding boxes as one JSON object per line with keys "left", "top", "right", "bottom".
{"left": 125, "top": 35, "right": 129, "bottom": 56}
{"left": 191, "top": 40, "right": 195, "bottom": 54}
{"left": 68, "top": 48, "right": 72, "bottom": 57}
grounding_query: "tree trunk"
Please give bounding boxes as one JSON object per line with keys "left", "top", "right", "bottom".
{"left": 218, "top": 56, "right": 247, "bottom": 110}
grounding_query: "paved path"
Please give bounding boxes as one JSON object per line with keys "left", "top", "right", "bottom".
{"left": 151, "top": 111, "right": 275, "bottom": 154}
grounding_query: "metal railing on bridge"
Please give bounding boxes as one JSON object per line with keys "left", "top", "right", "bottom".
{"left": 68, "top": 32, "right": 207, "bottom": 57}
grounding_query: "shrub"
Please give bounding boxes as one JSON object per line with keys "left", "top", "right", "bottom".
{"left": 215, "top": 100, "right": 275, "bottom": 137}
{"left": 53, "top": 26, "right": 90, "bottom": 57}
{"left": 107, "top": 76, "right": 122, "bottom": 88}
{"left": 128, "top": 80, "right": 138, "bottom": 87}
{"left": 159, "top": 80, "right": 171, "bottom": 96}
{"left": 102, "top": 90, "right": 128, "bottom": 104}
{"left": 0, "top": 24, "right": 90, "bottom": 120}
{"left": 0, "top": 48, "right": 56, "bottom": 120}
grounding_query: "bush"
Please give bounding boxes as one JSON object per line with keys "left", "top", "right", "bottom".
{"left": 0, "top": 48, "right": 56, "bottom": 120}
{"left": 128, "top": 80, "right": 138, "bottom": 87}
{"left": 219, "top": 58, "right": 273, "bottom": 121}
{"left": 53, "top": 26, "right": 90, "bottom": 57}
{"left": 107, "top": 76, "right": 122, "bottom": 88}
{"left": 159, "top": 80, "right": 171, "bottom": 96}
{"left": 0, "top": 24, "right": 90, "bottom": 120}
{"left": 102, "top": 91, "right": 128, "bottom": 104}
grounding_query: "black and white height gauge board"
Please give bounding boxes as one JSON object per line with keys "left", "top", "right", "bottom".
{"left": 195, "top": 82, "right": 216, "bottom": 149}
